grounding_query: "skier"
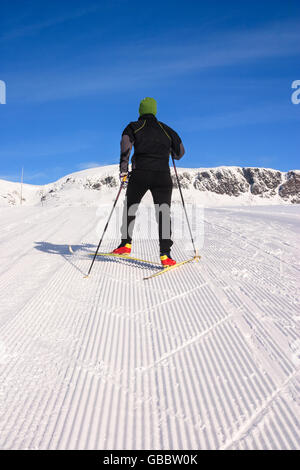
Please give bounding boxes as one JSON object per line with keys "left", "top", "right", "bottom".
{"left": 112, "top": 97, "right": 185, "bottom": 266}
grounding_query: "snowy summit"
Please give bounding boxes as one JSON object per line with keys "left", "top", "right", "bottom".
{"left": 1, "top": 165, "right": 299, "bottom": 207}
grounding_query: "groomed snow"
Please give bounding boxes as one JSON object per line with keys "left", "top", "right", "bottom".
{"left": 0, "top": 201, "right": 299, "bottom": 449}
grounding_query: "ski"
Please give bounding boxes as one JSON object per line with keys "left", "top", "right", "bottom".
{"left": 88, "top": 251, "right": 162, "bottom": 266}
{"left": 70, "top": 245, "right": 200, "bottom": 279}
{"left": 69, "top": 245, "right": 161, "bottom": 267}
{"left": 143, "top": 256, "right": 200, "bottom": 280}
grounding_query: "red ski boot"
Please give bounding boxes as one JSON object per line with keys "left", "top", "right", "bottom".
{"left": 160, "top": 254, "right": 176, "bottom": 266}
{"left": 112, "top": 243, "right": 132, "bottom": 255}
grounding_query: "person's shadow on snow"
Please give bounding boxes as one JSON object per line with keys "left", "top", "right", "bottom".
{"left": 34, "top": 242, "right": 159, "bottom": 275}
{"left": 34, "top": 242, "right": 94, "bottom": 275}
{"left": 34, "top": 242, "right": 93, "bottom": 256}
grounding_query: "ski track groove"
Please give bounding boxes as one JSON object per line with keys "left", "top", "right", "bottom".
{"left": 0, "top": 206, "right": 299, "bottom": 449}
{"left": 204, "top": 218, "right": 300, "bottom": 273}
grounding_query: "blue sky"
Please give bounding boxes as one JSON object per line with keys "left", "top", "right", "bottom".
{"left": 0, "top": 0, "right": 299, "bottom": 184}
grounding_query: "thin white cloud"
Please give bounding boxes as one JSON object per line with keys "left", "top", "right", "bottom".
{"left": 0, "top": 131, "right": 96, "bottom": 160}
{"left": 76, "top": 162, "right": 105, "bottom": 170}
{"left": 0, "top": 171, "right": 46, "bottom": 183}
{"left": 5, "top": 19, "right": 300, "bottom": 103}
{"left": 0, "top": 5, "right": 101, "bottom": 42}
{"left": 178, "top": 102, "right": 300, "bottom": 131}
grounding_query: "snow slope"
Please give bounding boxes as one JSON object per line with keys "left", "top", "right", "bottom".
{"left": 1, "top": 164, "right": 299, "bottom": 207}
{"left": 0, "top": 203, "right": 299, "bottom": 450}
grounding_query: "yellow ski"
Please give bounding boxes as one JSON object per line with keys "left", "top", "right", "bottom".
{"left": 88, "top": 252, "right": 162, "bottom": 266}
{"left": 143, "top": 255, "right": 201, "bottom": 280}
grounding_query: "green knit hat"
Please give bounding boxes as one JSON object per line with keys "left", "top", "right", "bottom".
{"left": 139, "top": 97, "right": 157, "bottom": 116}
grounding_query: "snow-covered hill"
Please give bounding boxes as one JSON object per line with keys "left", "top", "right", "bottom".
{"left": 1, "top": 163, "right": 299, "bottom": 449}
{"left": 0, "top": 204, "right": 299, "bottom": 449}
{"left": 1, "top": 165, "right": 299, "bottom": 207}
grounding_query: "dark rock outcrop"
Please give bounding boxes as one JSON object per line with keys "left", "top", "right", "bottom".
{"left": 193, "top": 168, "right": 249, "bottom": 196}
{"left": 85, "top": 176, "right": 118, "bottom": 190}
{"left": 279, "top": 171, "right": 300, "bottom": 203}
{"left": 242, "top": 168, "right": 282, "bottom": 197}
{"left": 171, "top": 172, "right": 193, "bottom": 189}
{"left": 1, "top": 166, "right": 299, "bottom": 206}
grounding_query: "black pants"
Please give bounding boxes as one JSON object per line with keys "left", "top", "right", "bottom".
{"left": 120, "top": 169, "right": 173, "bottom": 254}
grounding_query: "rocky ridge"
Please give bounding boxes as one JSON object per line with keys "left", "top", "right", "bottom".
{"left": 0, "top": 165, "right": 299, "bottom": 206}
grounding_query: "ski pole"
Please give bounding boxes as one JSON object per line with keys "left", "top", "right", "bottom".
{"left": 85, "top": 174, "right": 128, "bottom": 277}
{"left": 172, "top": 156, "right": 197, "bottom": 257}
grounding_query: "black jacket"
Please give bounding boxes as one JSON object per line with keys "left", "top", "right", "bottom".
{"left": 120, "top": 114, "right": 185, "bottom": 173}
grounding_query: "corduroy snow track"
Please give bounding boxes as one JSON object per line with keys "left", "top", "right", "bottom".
{"left": 0, "top": 205, "right": 299, "bottom": 450}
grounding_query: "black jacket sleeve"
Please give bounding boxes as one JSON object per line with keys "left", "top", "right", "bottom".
{"left": 161, "top": 123, "right": 185, "bottom": 160}
{"left": 172, "top": 142, "right": 185, "bottom": 160}
{"left": 122, "top": 123, "right": 135, "bottom": 143}
{"left": 120, "top": 124, "right": 134, "bottom": 173}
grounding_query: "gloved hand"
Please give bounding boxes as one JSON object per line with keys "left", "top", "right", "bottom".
{"left": 120, "top": 172, "right": 129, "bottom": 187}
